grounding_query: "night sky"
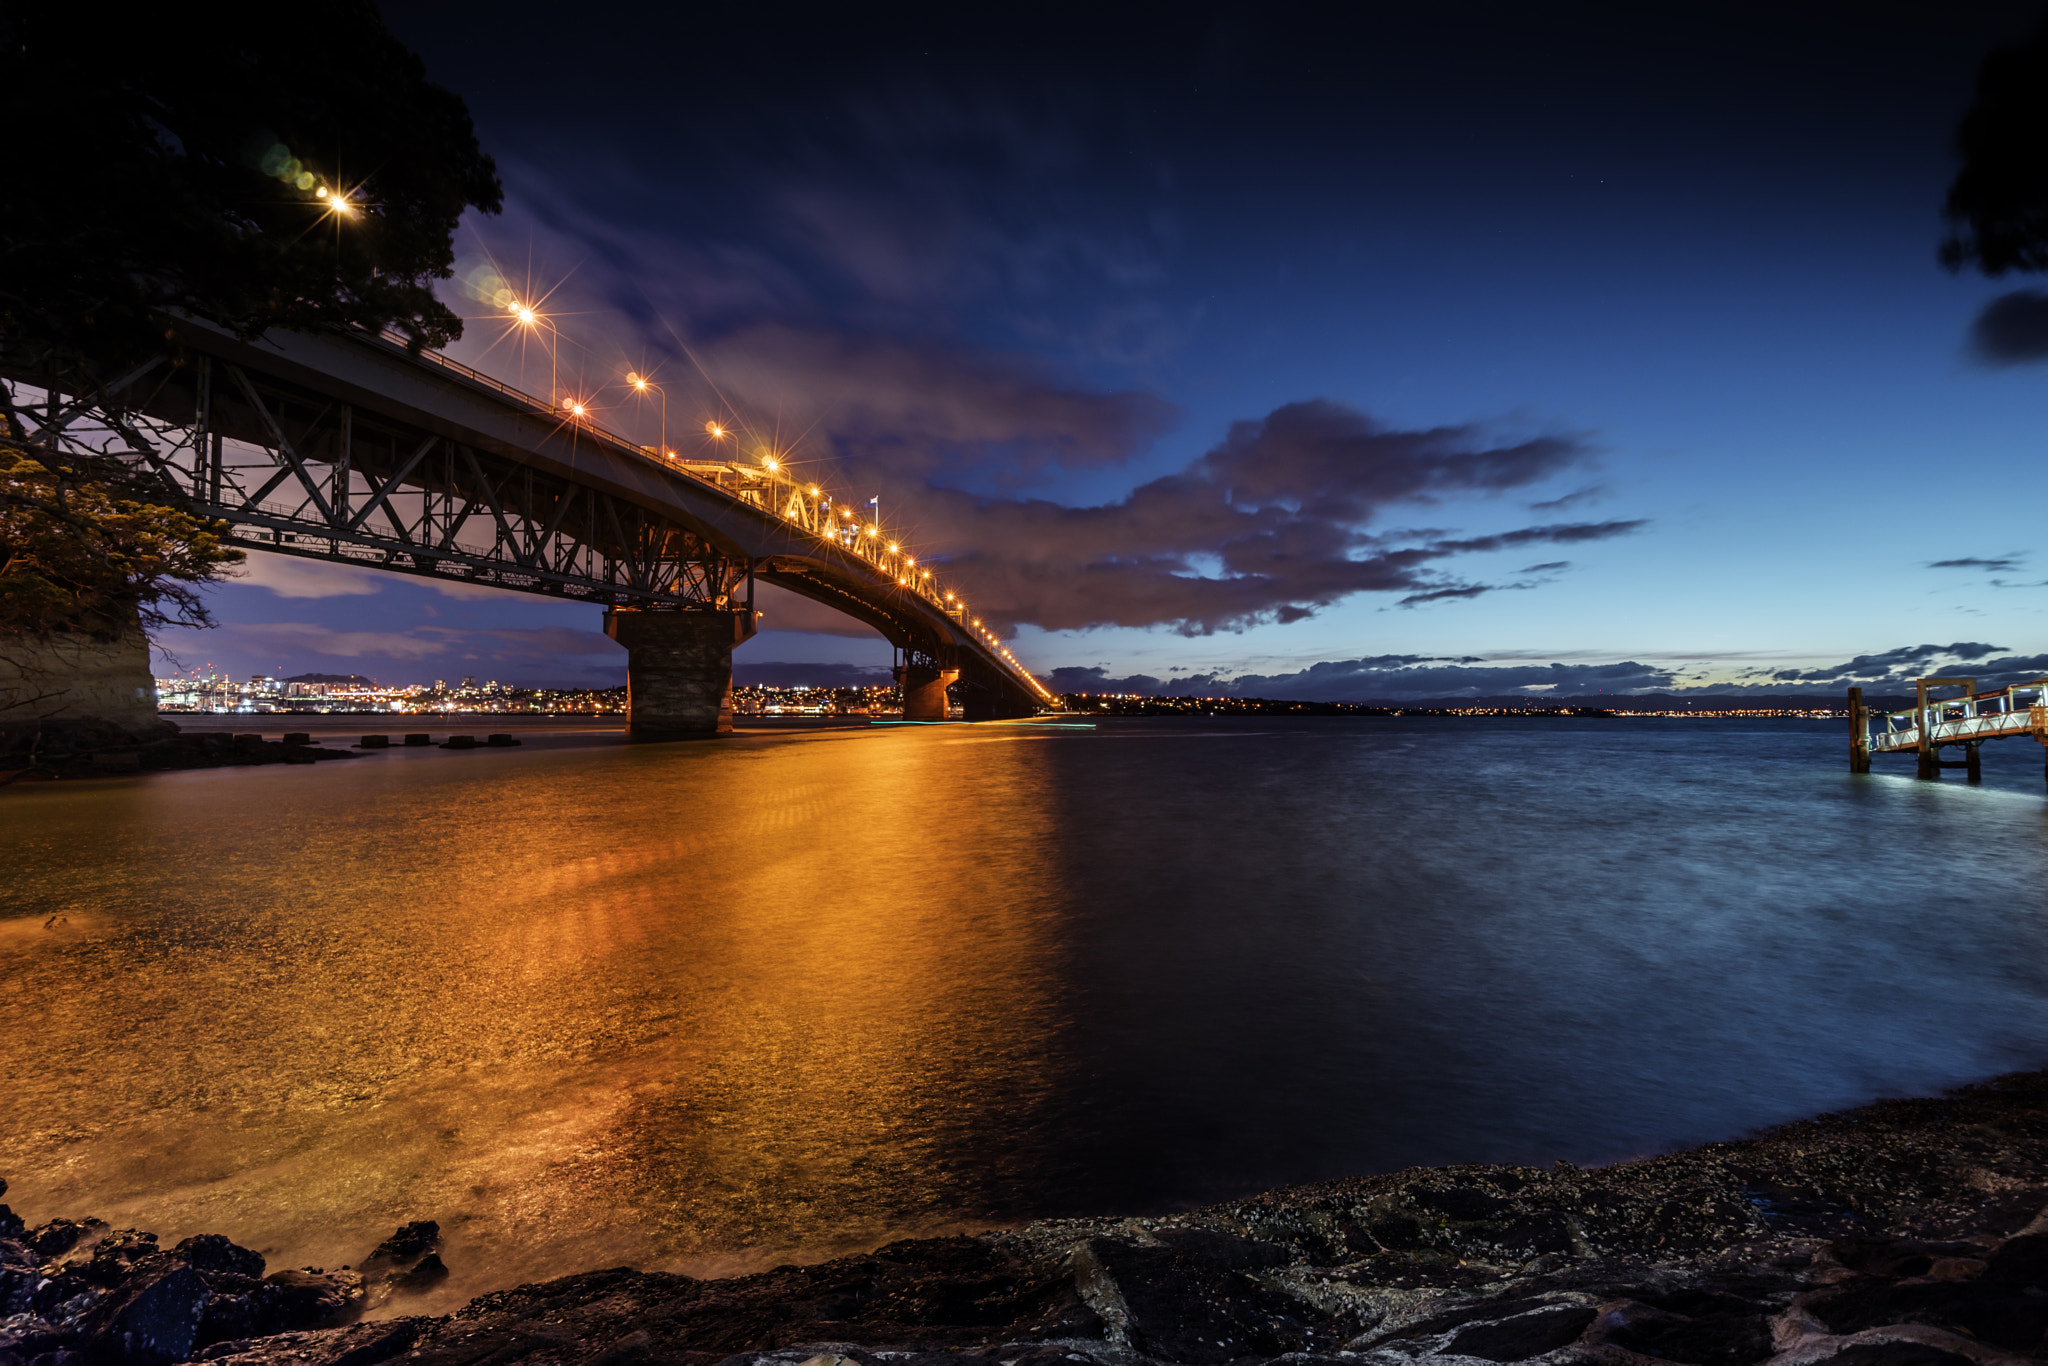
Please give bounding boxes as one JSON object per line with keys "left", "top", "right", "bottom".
{"left": 154, "top": 2, "right": 2048, "bottom": 700}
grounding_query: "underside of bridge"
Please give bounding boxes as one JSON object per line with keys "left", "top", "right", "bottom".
{"left": 3, "top": 322, "right": 1050, "bottom": 737}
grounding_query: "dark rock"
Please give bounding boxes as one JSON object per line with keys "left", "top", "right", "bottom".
{"left": 1440, "top": 1303, "right": 1598, "bottom": 1360}
{"left": 1801, "top": 1344, "right": 1978, "bottom": 1366}
{"left": 193, "top": 1319, "right": 424, "bottom": 1366}
{"left": 361, "top": 1222, "right": 439, "bottom": 1272}
{"left": 403, "top": 735, "right": 431, "bottom": 747}
{"left": 1603, "top": 1300, "right": 1775, "bottom": 1366}
{"left": 75, "top": 1262, "right": 210, "bottom": 1364}
{"left": 173, "top": 1235, "right": 265, "bottom": 1281}
{"left": 31, "top": 1221, "right": 90, "bottom": 1261}
{"left": 392, "top": 1254, "right": 448, "bottom": 1291}
{"left": 1799, "top": 1274, "right": 2048, "bottom": 1354}
{"left": 485, "top": 735, "right": 520, "bottom": 747}
{"left": 440, "top": 736, "right": 478, "bottom": 750}
{"left": 1983, "top": 1230, "right": 2048, "bottom": 1288}
{"left": 0, "top": 1205, "right": 23, "bottom": 1240}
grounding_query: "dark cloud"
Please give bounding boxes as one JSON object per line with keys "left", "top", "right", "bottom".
{"left": 1765, "top": 641, "right": 2033, "bottom": 686}
{"left": 1967, "top": 289, "right": 2048, "bottom": 366}
{"left": 1527, "top": 484, "right": 1606, "bottom": 512}
{"left": 1049, "top": 643, "right": 2048, "bottom": 705}
{"left": 1047, "top": 666, "right": 1166, "bottom": 694}
{"left": 900, "top": 400, "right": 1642, "bottom": 635}
{"left": 446, "top": 169, "right": 1644, "bottom": 641}
{"left": 1520, "top": 561, "right": 1571, "bottom": 573}
{"left": 1163, "top": 656, "right": 1679, "bottom": 703}
{"left": 699, "top": 322, "right": 1176, "bottom": 487}
{"left": 1928, "top": 555, "right": 2025, "bottom": 571}
{"left": 1397, "top": 585, "right": 1496, "bottom": 607}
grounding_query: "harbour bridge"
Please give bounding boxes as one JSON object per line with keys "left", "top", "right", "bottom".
{"left": 5, "top": 316, "right": 1052, "bottom": 738}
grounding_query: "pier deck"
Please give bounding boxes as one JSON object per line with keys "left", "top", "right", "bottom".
{"left": 1851, "top": 676, "right": 2048, "bottom": 783}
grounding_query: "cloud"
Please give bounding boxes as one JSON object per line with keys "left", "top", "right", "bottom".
{"left": 229, "top": 555, "right": 386, "bottom": 599}
{"left": 1520, "top": 561, "right": 1571, "bottom": 573}
{"left": 1397, "top": 585, "right": 1496, "bottom": 607}
{"left": 447, "top": 174, "right": 1642, "bottom": 640}
{"left": 1928, "top": 555, "right": 2024, "bottom": 571}
{"left": 1967, "top": 289, "right": 2048, "bottom": 366}
{"left": 700, "top": 322, "right": 1175, "bottom": 487}
{"left": 1527, "top": 484, "right": 1606, "bottom": 512}
{"left": 1763, "top": 641, "right": 2036, "bottom": 686}
{"left": 1180, "top": 657, "right": 1680, "bottom": 702}
{"left": 898, "top": 400, "right": 1642, "bottom": 634}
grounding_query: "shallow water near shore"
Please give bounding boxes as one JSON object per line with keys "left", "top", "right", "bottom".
{"left": 3, "top": 715, "right": 2047, "bottom": 1310}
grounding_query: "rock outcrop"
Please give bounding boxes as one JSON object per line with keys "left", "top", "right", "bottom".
{"left": 6, "top": 1069, "right": 2048, "bottom": 1366}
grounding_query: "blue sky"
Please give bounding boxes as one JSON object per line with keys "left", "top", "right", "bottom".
{"left": 157, "top": 3, "right": 2048, "bottom": 700}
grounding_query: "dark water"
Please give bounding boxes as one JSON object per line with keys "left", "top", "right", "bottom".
{"left": 4, "top": 716, "right": 2047, "bottom": 1307}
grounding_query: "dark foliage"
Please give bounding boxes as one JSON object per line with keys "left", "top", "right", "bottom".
{"left": 1942, "top": 18, "right": 2048, "bottom": 276}
{"left": 0, "top": 2, "right": 502, "bottom": 372}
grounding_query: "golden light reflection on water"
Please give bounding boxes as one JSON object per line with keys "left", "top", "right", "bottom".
{"left": 0, "top": 727, "right": 1074, "bottom": 1307}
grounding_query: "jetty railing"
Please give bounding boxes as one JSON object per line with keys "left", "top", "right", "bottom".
{"left": 1849, "top": 676, "right": 2048, "bottom": 783}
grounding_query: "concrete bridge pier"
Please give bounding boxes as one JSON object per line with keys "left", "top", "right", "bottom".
{"left": 604, "top": 608, "right": 756, "bottom": 741}
{"left": 896, "top": 665, "right": 959, "bottom": 722}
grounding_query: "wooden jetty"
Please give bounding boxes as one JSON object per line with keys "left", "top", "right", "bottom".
{"left": 1850, "top": 676, "right": 2048, "bottom": 785}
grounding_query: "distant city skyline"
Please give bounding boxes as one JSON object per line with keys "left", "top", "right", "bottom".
{"left": 155, "top": 4, "right": 2048, "bottom": 701}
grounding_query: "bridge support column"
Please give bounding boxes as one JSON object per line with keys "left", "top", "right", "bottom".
{"left": 1966, "top": 740, "right": 1983, "bottom": 784}
{"left": 604, "top": 608, "right": 754, "bottom": 741}
{"left": 896, "top": 666, "right": 958, "bottom": 722}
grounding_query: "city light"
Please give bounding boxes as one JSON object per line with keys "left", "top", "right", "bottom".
{"left": 706, "top": 421, "right": 726, "bottom": 439}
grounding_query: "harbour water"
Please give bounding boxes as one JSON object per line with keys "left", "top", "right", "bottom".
{"left": 4, "top": 716, "right": 2046, "bottom": 1309}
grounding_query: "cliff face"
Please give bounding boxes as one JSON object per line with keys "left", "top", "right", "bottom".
{"left": 0, "top": 627, "right": 160, "bottom": 733}
{"left": 6, "top": 1070, "right": 2048, "bottom": 1366}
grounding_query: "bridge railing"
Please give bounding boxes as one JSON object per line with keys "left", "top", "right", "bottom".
{"left": 1864, "top": 677, "right": 2048, "bottom": 752}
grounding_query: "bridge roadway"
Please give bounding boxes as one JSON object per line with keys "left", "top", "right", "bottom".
{"left": 13, "top": 317, "right": 1051, "bottom": 737}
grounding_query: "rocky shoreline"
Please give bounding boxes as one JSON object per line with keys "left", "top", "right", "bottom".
{"left": 0, "top": 721, "right": 361, "bottom": 782}
{"left": 7, "top": 1069, "right": 2048, "bottom": 1366}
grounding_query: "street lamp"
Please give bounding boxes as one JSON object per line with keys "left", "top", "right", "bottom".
{"left": 627, "top": 372, "right": 666, "bottom": 455}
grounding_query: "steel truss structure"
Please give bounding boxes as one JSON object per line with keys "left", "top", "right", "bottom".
{"left": 9, "top": 355, "right": 750, "bottom": 609}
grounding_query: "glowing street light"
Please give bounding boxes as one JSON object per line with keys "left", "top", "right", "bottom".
{"left": 705, "top": 421, "right": 727, "bottom": 440}
{"left": 626, "top": 371, "right": 666, "bottom": 455}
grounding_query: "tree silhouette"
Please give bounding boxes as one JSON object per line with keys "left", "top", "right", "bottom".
{"left": 0, "top": 2, "right": 502, "bottom": 373}
{"left": 0, "top": 2, "right": 499, "bottom": 639}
